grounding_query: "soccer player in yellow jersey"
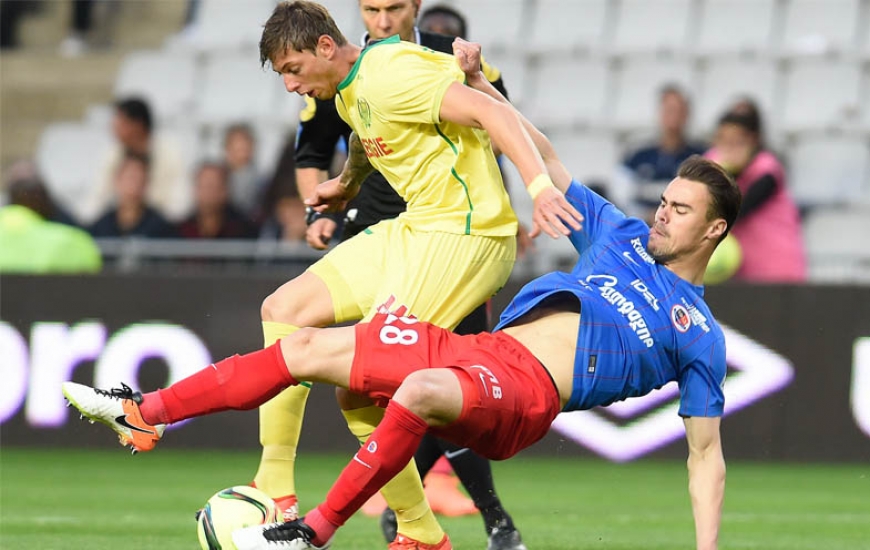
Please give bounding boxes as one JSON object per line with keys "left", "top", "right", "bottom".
{"left": 199, "top": 2, "right": 578, "bottom": 549}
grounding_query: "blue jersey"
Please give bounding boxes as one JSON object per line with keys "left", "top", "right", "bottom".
{"left": 495, "top": 181, "right": 726, "bottom": 417}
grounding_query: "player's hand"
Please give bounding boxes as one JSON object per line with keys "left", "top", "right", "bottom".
{"left": 452, "top": 38, "right": 484, "bottom": 82}
{"left": 530, "top": 185, "right": 584, "bottom": 239}
{"left": 306, "top": 217, "right": 338, "bottom": 250}
{"left": 305, "top": 177, "right": 358, "bottom": 213}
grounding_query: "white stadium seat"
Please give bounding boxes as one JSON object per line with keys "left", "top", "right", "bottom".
{"left": 804, "top": 205, "right": 870, "bottom": 283}
{"left": 317, "top": 0, "right": 365, "bottom": 44}
{"left": 611, "top": 0, "right": 692, "bottom": 54}
{"left": 529, "top": 0, "right": 609, "bottom": 54}
{"left": 480, "top": 51, "right": 529, "bottom": 108}
{"left": 36, "top": 122, "right": 114, "bottom": 222}
{"left": 189, "top": 0, "right": 278, "bottom": 51}
{"left": 787, "top": 134, "right": 870, "bottom": 207}
{"left": 197, "top": 50, "right": 286, "bottom": 127}
{"left": 695, "top": 0, "right": 776, "bottom": 55}
{"left": 113, "top": 50, "right": 197, "bottom": 122}
{"left": 549, "top": 131, "right": 620, "bottom": 184}
{"left": 779, "top": 0, "right": 861, "bottom": 55}
{"left": 458, "top": 0, "right": 524, "bottom": 52}
{"left": 781, "top": 60, "right": 862, "bottom": 132}
{"left": 695, "top": 57, "right": 778, "bottom": 134}
{"left": 526, "top": 56, "right": 610, "bottom": 128}
{"left": 612, "top": 57, "right": 696, "bottom": 130}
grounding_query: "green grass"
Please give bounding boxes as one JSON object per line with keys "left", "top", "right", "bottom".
{"left": 1, "top": 448, "right": 868, "bottom": 549}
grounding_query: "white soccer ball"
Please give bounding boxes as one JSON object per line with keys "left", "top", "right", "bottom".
{"left": 196, "top": 485, "right": 278, "bottom": 550}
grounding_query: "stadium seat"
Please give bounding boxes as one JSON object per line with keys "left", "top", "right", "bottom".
{"left": 781, "top": 59, "right": 861, "bottom": 132}
{"left": 695, "top": 0, "right": 776, "bottom": 55}
{"left": 528, "top": 0, "right": 609, "bottom": 54}
{"left": 786, "top": 133, "right": 870, "bottom": 207}
{"left": 480, "top": 51, "right": 529, "bottom": 108}
{"left": 548, "top": 131, "right": 620, "bottom": 185}
{"left": 36, "top": 122, "right": 114, "bottom": 222}
{"left": 456, "top": 0, "right": 524, "bottom": 52}
{"left": 779, "top": 0, "right": 861, "bottom": 56}
{"left": 695, "top": 57, "right": 779, "bottom": 135}
{"left": 611, "top": 57, "right": 696, "bottom": 130}
{"left": 803, "top": 205, "right": 870, "bottom": 283}
{"left": 186, "top": 0, "right": 278, "bottom": 52}
{"left": 197, "top": 50, "right": 286, "bottom": 127}
{"left": 526, "top": 56, "right": 610, "bottom": 128}
{"left": 113, "top": 50, "right": 198, "bottom": 122}
{"left": 317, "top": 0, "right": 365, "bottom": 43}
{"left": 156, "top": 124, "right": 202, "bottom": 183}
{"left": 610, "top": 0, "right": 692, "bottom": 54}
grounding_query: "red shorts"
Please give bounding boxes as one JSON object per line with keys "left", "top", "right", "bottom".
{"left": 350, "top": 312, "right": 562, "bottom": 460}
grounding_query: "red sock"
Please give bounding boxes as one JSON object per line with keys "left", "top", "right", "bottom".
{"left": 139, "top": 343, "right": 297, "bottom": 425}
{"left": 315, "top": 401, "right": 429, "bottom": 532}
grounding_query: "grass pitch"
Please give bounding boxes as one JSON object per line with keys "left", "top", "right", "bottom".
{"left": 1, "top": 448, "right": 868, "bottom": 549}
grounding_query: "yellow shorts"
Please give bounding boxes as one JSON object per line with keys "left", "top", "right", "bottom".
{"left": 307, "top": 218, "right": 516, "bottom": 329}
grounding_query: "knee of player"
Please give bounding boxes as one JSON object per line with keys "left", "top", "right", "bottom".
{"left": 279, "top": 327, "right": 319, "bottom": 373}
{"left": 260, "top": 291, "right": 287, "bottom": 322}
{"left": 393, "top": 370, "right": 458, "bottom": 426}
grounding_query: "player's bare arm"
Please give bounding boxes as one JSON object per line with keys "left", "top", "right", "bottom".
{"left": 438, "top": 80, "right": 582, "bottom": 239}
{"left": 296, "top": 167, "right": 329, "bottom": 202}
{"left": 684, "top": 415, "right": 725, "bottom": 550}
{"left": 305, "top": 133, "right": 372, "bottom": 213}
{"left": 452, "top": 38, "right": 573, "bottom": 194}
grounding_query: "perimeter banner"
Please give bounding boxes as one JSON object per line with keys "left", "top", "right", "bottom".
{"left": 2, "top": 274, "right": 868, "bottom": 462}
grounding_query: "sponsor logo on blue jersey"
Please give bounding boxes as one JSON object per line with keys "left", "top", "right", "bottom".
{"left": 586, "top": 274, "right": 654, "bottom": 348}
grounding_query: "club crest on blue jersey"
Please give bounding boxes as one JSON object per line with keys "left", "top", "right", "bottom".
{"left": 671, "top": 304, "right": 692, "bottom": 333}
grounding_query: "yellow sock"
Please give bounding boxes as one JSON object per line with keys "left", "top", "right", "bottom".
{"left": 343, "top": 405, "right": 444, "bottom": 544}
{"left": 254, "top": 322, "right": 310, "bottom": 498}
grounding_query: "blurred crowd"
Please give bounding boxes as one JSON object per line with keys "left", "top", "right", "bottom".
{"left": 4, "top": 0, "right": 854, "bottom": 285}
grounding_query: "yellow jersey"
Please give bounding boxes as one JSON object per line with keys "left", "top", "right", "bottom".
{"left": 334, "top": 36, "right": 517, "bottom": 237}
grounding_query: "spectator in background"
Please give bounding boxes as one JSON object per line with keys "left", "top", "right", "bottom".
{"left": 259, "top": 192, "right": 309, "bottom": 243}
{"left": 614, "top": 85, "right": 707, "bottom": 224}
{"left": 0, "top": 178, "right": 101, "bottom": 273}
{"left": 418, "top": 4, "right": 466, "bottom": 37}
{"left": 705, "top": 108, "right": 807, "bottom": 282}
{"left": 89, "top": 153, "right": 176, "bottom": 238}
{"left": 223, "top": 124, "right": 269, "bottom": 222}
{"left": 86, "top": 97, "right": 190, "bottom": 223}
{"left": 59, "top": 0, "right": 95, "bottom": 56}
{"left": 0, "top": 0, "right": 39, "bottom": 50}
{"left": 177, "top": 162, "right": 257, "bottom": 240}
{"left": 2, "top": 158, "right": 80, "bottom": 226}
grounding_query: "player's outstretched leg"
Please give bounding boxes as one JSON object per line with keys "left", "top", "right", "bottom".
{"left": 233, "top": 370, "right": 465, "bottom": 550}
{"left": 62, "top": 382, "right": 165, "bottom": 454}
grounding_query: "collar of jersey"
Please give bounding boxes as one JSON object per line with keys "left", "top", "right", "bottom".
{"left": 338, "top": 34, "right": 401, "bottom": 92}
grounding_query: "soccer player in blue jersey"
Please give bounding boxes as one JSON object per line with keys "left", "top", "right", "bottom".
{"left": 63, "top": 39, "right": 737, "bottom": 550}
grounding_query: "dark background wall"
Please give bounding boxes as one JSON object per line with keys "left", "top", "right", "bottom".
{"left": 2, "top": 274, "right": 869, "bottom": 462}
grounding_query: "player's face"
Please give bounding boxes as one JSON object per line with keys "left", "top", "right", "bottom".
{"left": 647, "top": 177, "right": 719, "bottom": 263}
{"left": 272, "top": 43, "right": 339, "bottom": 100}
{"left": 359, "top": 0, "right": 420, "bottom": 41}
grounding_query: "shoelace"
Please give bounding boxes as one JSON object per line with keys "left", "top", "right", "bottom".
{"left": 94, "top": 383, "right": 135, "bottom": 400}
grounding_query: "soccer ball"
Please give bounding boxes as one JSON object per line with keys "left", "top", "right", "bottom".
{"left": 196, "top": 486, "right": 278, "bottom": 550}
{"left": 704, "top": 234, "right": 743, "bottom": 285}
